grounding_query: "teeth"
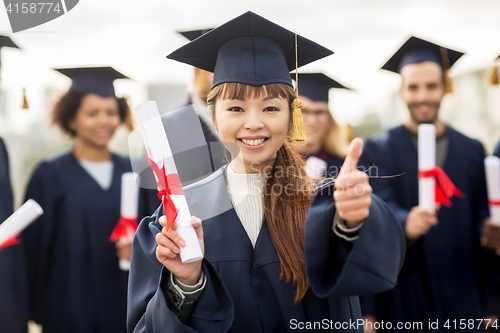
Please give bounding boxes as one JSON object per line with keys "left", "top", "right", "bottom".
{"left": 242, "top": 138, "right": 266, "bottom": 146}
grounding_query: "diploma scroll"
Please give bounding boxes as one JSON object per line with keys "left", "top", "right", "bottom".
{"left": 0, "top": 199, "right": 43, "bottom": 250}
{"left": 110, "top": 172, "right": 139, "bottom": 270}
{"left": 485, "top": 156, "right": 500, "bottom": 225}
{"left": 418, "top": 124, "right": 436, "bottom": 213}
{"left": 134, "top": 101, "right": 203, "bottom": 263}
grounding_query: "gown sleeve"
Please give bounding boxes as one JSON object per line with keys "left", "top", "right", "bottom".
{"left": 22, "top": 161, "right": 60, "bottom": 322}
{"left": 127, "top": 206, "right": 234, "bottom": 333}
{"left": 304, "top": 183, "right": 406, "bottom": 298}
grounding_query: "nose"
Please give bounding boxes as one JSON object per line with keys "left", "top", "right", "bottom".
{"left": 244, "top": 109, "right": 264, "bottom": 131}
{"left": 415, "top": 87, "right": 432, "bottom": 102}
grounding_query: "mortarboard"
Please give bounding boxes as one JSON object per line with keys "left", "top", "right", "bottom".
{"left": 167, "top": 11, "right": 333, "bottom": 141}
{"left": 178, "top": 29, "right": 214, "bottom": 42}
{"left": 381, "top": 36, "right": 464, "bottom": 74}
{"left": 381, "top": 36, "right": 464, "bottom": 93}
{"left": 167, "top": 11, "right": 333, "bottom": 89}
{"left": 54, "top": 66, "right": 129, "bottom": 98}
{"left": 291, "top": 72, "right": 350, "bottom": 103}
{"left": 0, "top": 35, "right": 20, "bottom": 68}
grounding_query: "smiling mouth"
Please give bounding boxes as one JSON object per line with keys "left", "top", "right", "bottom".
{"left": 238, "top": 138, "right": 269, "bottom": 146}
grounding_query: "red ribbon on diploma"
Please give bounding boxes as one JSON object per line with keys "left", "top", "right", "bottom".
{"left": 0, "top": 234, "right": 20, "bottom": 251}
{"left": 418, "top": 167, "right": 464, "bottom": 207}
{"left": 145, "top": 153, "right": 183, "bottom": 231}
{"left": 109, "top": 217, "right": 138, "bottom": 242}
{"left": 489, "top": 199, "right": 500, "bottom": 206}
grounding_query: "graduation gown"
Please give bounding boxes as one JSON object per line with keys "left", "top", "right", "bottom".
{"left": 359, "top": 125, "right": 490, "bottom": 330}
{"left": 0, "top": 137, "right": 29, "bottom": 333}
{"left": 127, "top": 165, "right": 405, "bottom": 332}
{"left": 494, "top": 141, "right": 500, "bottom": 158}
{"left": 22, "top": 152, "right": 134, "bottom": 333}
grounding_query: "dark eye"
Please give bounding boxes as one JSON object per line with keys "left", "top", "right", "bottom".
{"left": 264, "top": 106, "right": 279, "bottom": 112}
{"left": 228, "top": 106, "right": 243, "bottom": 112}
{"left": 107, "top": 109, "right": 119, "bottom": 116}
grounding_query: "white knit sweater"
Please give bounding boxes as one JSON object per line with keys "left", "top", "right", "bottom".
{"left": 226, "top": 164, "right": 266, "bottom": 248}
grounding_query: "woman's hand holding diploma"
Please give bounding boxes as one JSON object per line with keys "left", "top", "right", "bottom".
{"left": 334, "top": 138, "right": 372, "bottom": 228}
{"left": 156, "top": 215, "right": 205, "bottom": 286}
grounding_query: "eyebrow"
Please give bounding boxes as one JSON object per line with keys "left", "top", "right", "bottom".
{"left": 263, "top": 96, "right": 282, "bottom": 101}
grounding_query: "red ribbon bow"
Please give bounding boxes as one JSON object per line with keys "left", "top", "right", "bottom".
{"left": 0, "top": 234, "right": 20, "bottom": 251}
{"left": 109, "top": 217, "right": 138, "bottom": 242}
{"left": 489, "top": 199, "right": 500, "bottom": 206}
{"left": 145, "top": 153, "right": 183, "bottom": 231}
{"left": 418, "top": 167, "right": 465, "bottom": 207}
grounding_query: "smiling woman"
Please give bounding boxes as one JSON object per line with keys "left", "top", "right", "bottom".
{"left": 128, "top": 11, "right": 405, "bottom": 333}
{"left": 21, "top": 67, "right": 140, "bottom": 332}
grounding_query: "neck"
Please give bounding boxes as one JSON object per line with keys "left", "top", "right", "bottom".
{"left": 73, "top": 142, "right": 111, "bottom": 162}
{"left": 403, "top": 118, "right": 446, "bottom": 136}
{"left": 230, "top": 159, "right": 274, "bottom": 175}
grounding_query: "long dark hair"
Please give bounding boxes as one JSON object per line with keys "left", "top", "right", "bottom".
{"left": 207, "top": 82, "right": 315, "bottom": 302}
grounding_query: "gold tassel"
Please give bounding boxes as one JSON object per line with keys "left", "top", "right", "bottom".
{"left": 292, "top": 98, "right": 307, "bottom": 141}
{"left": 346, "top": 124, "right": 354, "bottom": 143}
{"left": 444, "top": 69, "right": 453, "bottom": 94}
{"left": 22, "top": 88, "right": 29, "bottom": 109}
{"left": 291, "top": 33, "right": 307, "bottom": 141}
{"left": 489, "top": 66, "right": 499, "bottom": 85}
{"left": 440, "top": 47, "right": 454, "bottom": 94}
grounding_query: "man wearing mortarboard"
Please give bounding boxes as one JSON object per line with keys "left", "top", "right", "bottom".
{"left": 0, "top": 35, "right": 30, "bottom": 333}
{"left": 359, "top": 36, "right": 496, "bottom": 331}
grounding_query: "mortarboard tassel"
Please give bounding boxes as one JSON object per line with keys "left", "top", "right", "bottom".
{"left": 488, "top": 66, "right": 499, "bottom": 85}
{"left": 346, "top": 124, "right": 354, "bottom": 143}
{"left": 22, "top": 88, "right": 29, "bottom": 109}
{"left": 291, "top": 33, "right": 307, "bottom": 141}
{"left": 440, "top": 47, "right": 453, "bottom": 94}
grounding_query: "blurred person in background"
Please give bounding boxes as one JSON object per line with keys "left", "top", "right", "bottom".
{"left": 359, "top": 36, "right": 496, "bottom": 332}
{"left": 291, "top": 72, "right": 350, "bottom": 179}
{"left": 0, "top": 35, "right": 29, "bottom": 333}
{"left": 22, "top": 67, "right": 138, "bottom": 332}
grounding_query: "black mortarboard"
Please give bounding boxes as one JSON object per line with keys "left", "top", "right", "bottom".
{"left": 167, "top": 11, "right": 333, "bottom": 89}
{"left": 382, "top": 36, "right": 465, "bottom": 74}
{"left": 178, "top": 29, "right": 214, "bottom": 42}
{"left": 54, "top": 66, "right": 129, "bottom": 97}
{"left": 0, "top": 35, "right": 20, "bottom": 67}
{"left": 291, "top": 72, "right": 350, "bottom": 102}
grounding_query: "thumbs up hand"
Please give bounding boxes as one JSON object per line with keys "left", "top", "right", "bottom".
{"left": 333, "top": 138, "right": 372, "bottom": 228}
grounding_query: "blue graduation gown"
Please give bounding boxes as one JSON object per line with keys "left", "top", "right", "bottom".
{"left": 22, "top": 152, "right": 134, "bottom": 333}
{"left": 127, "top": 165, "right": 405, "bottom": 332}
{"left": 0, "top": 137, "right": 29, "bottom": 333}
{"left": 494, "top": 141, "right": 500, "bottom": 158}
{"left": 359, "top": 125, "right": 490, "bottom": 330}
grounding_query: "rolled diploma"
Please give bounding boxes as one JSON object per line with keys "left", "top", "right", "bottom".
{"left": 485, "top": 156, "right": 500, "bottom": 225}
{"left": 0, "top": 199, "right": 43, "bottom": 246}
{"left": 418, "top": 124, "right": 436, "bottom": 213}
{"left": 118, "top": 172, "right": 139, "bottom": 270}
{"left": 134, "top": 101, "right": 203, "bottom": 263}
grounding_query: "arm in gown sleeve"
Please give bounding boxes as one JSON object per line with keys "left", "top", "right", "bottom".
{"left": 22, "top": 162, "right": 59, "bottom": 322}
{"left": 305, "top": 184, "right": 405, "bottom": 298}
{"left": 359, "top": 139, "right": 410, "bottom": 226}
{"left": 127, "top": 206, "right": 234, "bottom": 333}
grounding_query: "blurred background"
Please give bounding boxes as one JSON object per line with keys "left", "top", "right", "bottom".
{"left": 1, "top": 0, "right": 500, "bottom": 210}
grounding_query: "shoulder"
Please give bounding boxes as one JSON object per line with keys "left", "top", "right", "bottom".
{"left": 366, "top": 126, "right": 405, "bottom": 147}
{"left": 183, "top": 165, "right": 227, "bottom": 194}
{"left": 446, "top": 126, "right": 485, "bottom": 158}
{"left": 111, "top": 153, "right": 133, "bottom": 170}
{"left": 33, "top": 151, "right": 73, "bottom": 174}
